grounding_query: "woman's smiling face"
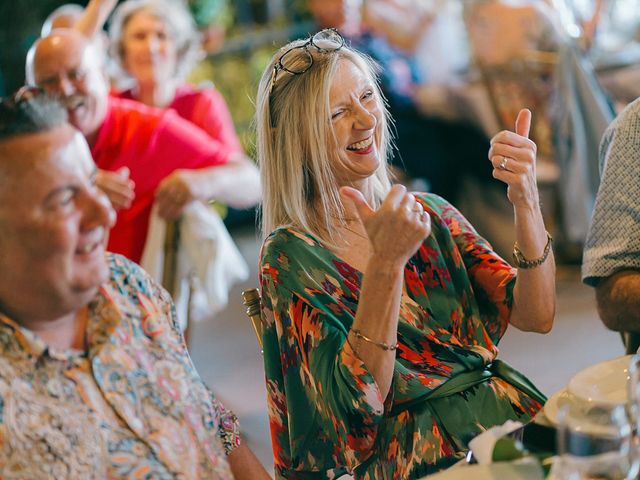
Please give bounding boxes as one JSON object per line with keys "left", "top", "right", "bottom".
{"left": 122, "top": 10, "right": 178, "bottom": 85}
{"left": 328, "top": 58, "right": 382, "bottom": 187}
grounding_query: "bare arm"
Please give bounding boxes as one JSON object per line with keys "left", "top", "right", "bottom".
{"left": 511, "top": 203, "right": 556, "bottom": 332}
{"left": 227, "top": 442, "right": 272, "bottom": 480}
{"left": 595, "top": 271, "right": 640, "bottom": 332}
{"left": 191, "top": 154, "right": 262, "bottom": 209}
{"left": 488, "top": 109, "right": 555, "bottom": 333}
{"left": 582, "top": 0, "right": 605, "bottom": 51}
{"left": 347, "top": 257, "right": 404, "bottom": 399}
{"left": 155, "top": 153, "right": 261, "bottom": 220}
{"left": 73, "top": 0, "right": 117, "bottom": 38}
{"left": 341, "top": 185, "right": 431, "bottom": 399}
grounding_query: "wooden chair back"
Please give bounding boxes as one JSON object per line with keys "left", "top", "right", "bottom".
{"left": 162, "top": 219, "right": 193, "bottom": 345}
{"left": 242, "top": 288, "right": 264, "bottom": 350}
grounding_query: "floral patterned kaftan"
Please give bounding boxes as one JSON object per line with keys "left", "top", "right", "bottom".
{"left": 259, "top": 194, "right": 544, "bottom": 480}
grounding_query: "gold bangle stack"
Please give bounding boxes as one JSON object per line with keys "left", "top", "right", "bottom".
{"left": 351, "top": 329, "right": 398, "bottom": 351}
{"left": 512, "top": 231, "right": 553, "bottom": 269}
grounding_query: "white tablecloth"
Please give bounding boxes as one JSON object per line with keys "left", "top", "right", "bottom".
{"left": 422, "top": 461, "right": 544, "bottom": 480}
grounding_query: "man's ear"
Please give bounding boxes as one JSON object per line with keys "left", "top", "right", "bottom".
{"left": 25, "top": 43, "right": 38, "bottom": 86}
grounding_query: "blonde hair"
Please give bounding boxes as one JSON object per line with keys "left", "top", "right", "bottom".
{"left": 108, "top": 0, "right": 203, "bottom": 83}
{"left": 255, "top": 37, "right": 394, "bottom": 246}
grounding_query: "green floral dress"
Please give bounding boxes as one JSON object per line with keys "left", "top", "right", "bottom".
{"left": 259, "top": 194, "right": 545, "bottom": 480}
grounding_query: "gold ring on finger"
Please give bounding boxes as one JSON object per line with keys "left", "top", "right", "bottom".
{"left": 499, "top": 156, "right": 508, "bottom": 170}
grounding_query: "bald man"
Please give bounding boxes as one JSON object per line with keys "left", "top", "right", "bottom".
{"left": 26, "top": 30, "right": 260, "bottom": 263}
{"left": 41, "top": 3, "right": 84, "bottom": 36}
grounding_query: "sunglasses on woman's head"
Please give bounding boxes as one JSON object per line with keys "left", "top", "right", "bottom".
{"left": 269, "top": 28, "right": 345, "bottom": 96}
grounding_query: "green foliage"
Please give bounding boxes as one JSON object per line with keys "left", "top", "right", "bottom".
{"left": 187, "top": 0, "right": 229, "bottom": 28}
{"left": 188, "top": 44, "right": 276, "bottom": 158}
{"left": 186, "top": 0, "right": 315, "bottom": 157}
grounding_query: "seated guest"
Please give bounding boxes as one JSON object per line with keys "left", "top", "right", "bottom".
{"left": 107, "top": 0, "right": 253, "bottom": 225}
{"left": 0, "top": 90, "right": 269, "bottom": 479}
{"left": 108, "top": 0, "right": 244, "bottom": 155}
{"left": 256, "top": 29, "right": 555, "bottom": 479}
{"left": 582, "top": 98, "right": 640, "bottom": 351}
{"left": 25, "top": 29, "right": 260, "bottom": 264}
{"left": 70, "top": 0, "right": 244, "bottom": 160}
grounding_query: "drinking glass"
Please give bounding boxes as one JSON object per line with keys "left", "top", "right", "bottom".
{"left": 554, "top": 398, "right": 638, "bottom": 480}
{"left": 628, "top": 354, "right": 640, "bottom": 431}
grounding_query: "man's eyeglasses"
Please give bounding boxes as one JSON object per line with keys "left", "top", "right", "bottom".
{"left": 0, "top": 86, "right": 60, "bottom": 136}
{"left": 269, "top": 28, "right": 345, "bottom": 95}
{"left": 0, "top": 86, "right": 44, "bottom": 121}
{"left": 1, "top": 86, "right": 44, "bottom": 107}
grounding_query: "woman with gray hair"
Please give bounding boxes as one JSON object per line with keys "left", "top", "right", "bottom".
{"left": 107, "top": 0, "right": 244, "bottom": 155}
{"left": 256, "top": 29, "right": 555, "bottom": 479}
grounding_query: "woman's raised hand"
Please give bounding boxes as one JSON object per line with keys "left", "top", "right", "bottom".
{"left": 340, "top": 184, "right": 431, "bottom": 268}
{"left": 74, "top": 0, "right": 118, "bottom": 38}
{"left": 488, "top": 109, "right": 540, "bottom": 210}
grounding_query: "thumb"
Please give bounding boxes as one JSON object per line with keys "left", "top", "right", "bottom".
{"left": 339, "top": 186, "right": 375, "bottom": 222}
{"left": 515, "top": 108, "right": 531, "bottom": 138}
{"left": 115, "top": 166, "right": 130, "bottom": 179}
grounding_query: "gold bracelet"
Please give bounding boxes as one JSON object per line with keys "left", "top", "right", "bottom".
{"left": 351, "top": 329, "right": 398, "bottom": 351}
{"left": 512, "top": 231, "right": 553, "bottom": 269}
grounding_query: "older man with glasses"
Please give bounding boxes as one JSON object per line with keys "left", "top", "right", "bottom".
{"left": 25, "top": 28, "right": 260, "bottom": 265}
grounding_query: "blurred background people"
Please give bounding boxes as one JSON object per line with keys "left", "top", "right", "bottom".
{"left": 463, "top": 0, "right": 563, "bottom": 183}
{"left": 80, "top": 0, "right": 255, "bottom": 225}
{"left": 108, "top": 0, "right": 245, "bottom": 170}
{"left": 26, "top": 29, "right": 260, "bottom": 264}
{"left": 567, "top": 0, "right": 640, "bottom": 109}
{"left": 308, "top": 0, "right": 497, "bottom": 209}
{"left": 460, "top": 0, "right": 617, "bottom": 260}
